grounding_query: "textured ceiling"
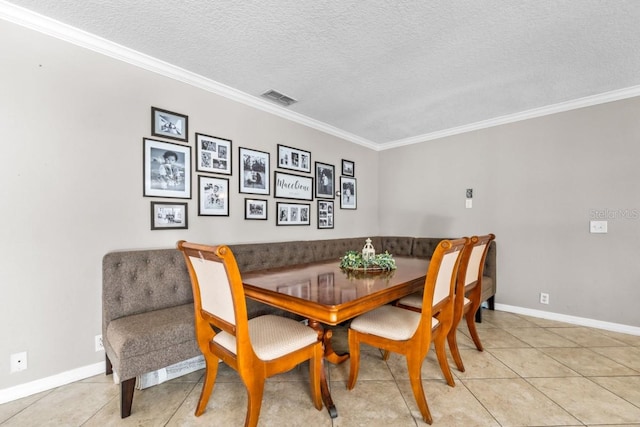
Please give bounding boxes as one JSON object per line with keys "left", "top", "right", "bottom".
{"left": 4, "top": 0, "right": 640, "bottom": 147}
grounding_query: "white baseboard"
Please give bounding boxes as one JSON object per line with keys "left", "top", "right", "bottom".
{"left": 0, "top": 362, "right": 105, "bottom": 405}
{"left": 494, "top": 303, "right": 640, "bottom": 336}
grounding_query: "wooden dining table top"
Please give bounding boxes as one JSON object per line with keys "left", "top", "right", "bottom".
{"left": 242, "top": 256, "right": 430, "bottom": 325}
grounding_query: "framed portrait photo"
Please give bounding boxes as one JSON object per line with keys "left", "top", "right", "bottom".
{"left": 195, "top": 133, "right": 232, "bottom": 175}
{"left": 245, "top": 198, "right": 268, "bottom": 220}
{"left": 317, "top": 200, "right": 334, "bottom": 229}
{"left": 274, "top": 171, "right": 313, "bottom": 201}
{"left": 143, "top": 138, "right": 191, "bottom": 199}
{"left": 239, "top": 147, "right": 270, "bottom": 195}
{"left": 315, "top": 162, "right": 335, "bottom": 199}
{"left": 198, "top": 176, "right": 229, "bottom": 216}
{"left": 150, "top": 202, "right": 188, "bottom": 230}
{"left": 151, "top": 107, "right": 188, "bottom": 142}
{"left": 342, "top": 159, "right": 355, "bottom": 177}
{"left": 277, "top": 144, "right": 311, "bottom": 173}
{"left": 339, "top": 176, "right": 357, "bottom": 209}
{"left": 276, "top": 202, "right": 311, "bottom": 226}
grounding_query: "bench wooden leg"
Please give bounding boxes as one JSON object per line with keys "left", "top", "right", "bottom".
{"left": 475, "top": 296, "right": 496, "bottom": 323}
{"left": 121, "top": 378, "right": 136, "bottom": 418}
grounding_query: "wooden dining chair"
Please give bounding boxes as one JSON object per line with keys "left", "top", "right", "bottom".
{"left": 397, "top": 234, "right": 495, "bottom": 372}
{"left": 346, "top": 238, "right": 468, "bottom": 424}
{"left": 177, "top": 241, "right": 323, "bottom": 427}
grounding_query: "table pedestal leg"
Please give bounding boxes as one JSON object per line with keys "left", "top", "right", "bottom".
{"left": 307, "top": 320, "right": 349, "bottom": 418}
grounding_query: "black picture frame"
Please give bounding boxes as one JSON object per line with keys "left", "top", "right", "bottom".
{"left": 274, "top": 171, "right": 314, "bottom": 201}
{"left": 315, "top": 162, "right": 335, "bottom": 199}
{"left": 342, "top": 159, "right": 355, "bottom": 177}
{"left": 198, "top": 176, "right": 229, "bottom": 216}
{"left": 195, "top": 133, "right": 232, "bottom": 175}
{"left": 239, "top": 147, "right": 270, "bottom": 195}
{"left": 245, "top": 198, "right": 268, "bottom": 220}
{"left": 317, "top": 200, "right": 334, "bottom": 229}
{"left": 276, "top": 202, "right": 311, "bottom": 226}
{"left": 339, "top": 176, "right": 357, "bottom": 209}
{"left": 151, "top": 107, "right": 188, "bottom": 142}
{"left": 150, "top": 202, "right": 188, "bottom": 230}
{"left": 143, "top": 138, "right": 191, "bottom": 199}
{"left": 277, "top": 144, "right": 311, "bottom": 173}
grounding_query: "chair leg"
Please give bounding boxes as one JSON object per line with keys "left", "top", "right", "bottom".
{"left": 406, "top": 353, "right": 433, "bottom": 425}
{"left": 447, "top": 330, "right": 465, "bottom": 372}
{"left": 346, "top": 331, "right": 361, "bottom": 390}
{"left": 308, "top": 344, "right": 323, "bottom": 410}
{"left": 465, "top": 310, "right": 484, "bottom": 351}
{"left": 243, "top": 376, "right": 265, "bottom": 427}
{"left": 120, "top": 377, "right": 136, "bottom": 418}
{"left": 382, "top": 349, "right": 391, "bottom": 361}
{"left": 434, "top": 333, "right": 455, "bottom": 387}
{"left": 195, "top": 355, "right": 219, "bottom": 416}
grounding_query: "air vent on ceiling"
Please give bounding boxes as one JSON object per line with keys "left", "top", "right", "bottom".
{"left": 261, "top": 89, "right": 297, "bottom": 107}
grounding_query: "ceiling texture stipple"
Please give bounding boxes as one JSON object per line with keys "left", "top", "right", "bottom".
{"left": 3, "top": 0, "right": 640, "bottom": 149}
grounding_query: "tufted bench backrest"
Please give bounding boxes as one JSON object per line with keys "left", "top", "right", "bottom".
{"left": 102, "top": 249, "right": 192, "bottom": 330}
{"left": 381, "top": 236, "right": 414, "bottom": 256}
{"left": 229, "top": 241, "right": 316, "bottom": 273}
{"left": 311, "top": 237, "right": 383, "bottom": 262}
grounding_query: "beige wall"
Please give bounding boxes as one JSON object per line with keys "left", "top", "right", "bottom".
{"left": 379, "top": 96, "right": 640, "bottom": 328}
{"left": 0, "top": 20, "right": 378, "bottom": 389}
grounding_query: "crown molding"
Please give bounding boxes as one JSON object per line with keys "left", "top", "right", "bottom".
{"left": 0, "top": 1, "right": 379, "bottom": 150}
{"left": 380, "top": 85, "right": 640, "bottom": 151}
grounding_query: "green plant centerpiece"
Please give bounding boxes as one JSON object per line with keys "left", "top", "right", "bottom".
{"left": 339, "top": 250, "right": 397, "bottom": 271}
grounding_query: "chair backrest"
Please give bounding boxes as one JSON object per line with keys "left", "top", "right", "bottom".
{"left": 420, "top": 238, "right": 468, "bottom": 319}
{"left": 177, "top": 241, "right": 249, "bottom": 350}
{"left": 463, "top": 234, "right": 495, "bottom": 290}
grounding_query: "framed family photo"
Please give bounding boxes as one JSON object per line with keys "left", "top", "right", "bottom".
{"left": 245, "top": 198, "right": 268, "bottom": 220}
{"left": 143, "top": 138, "right": 191, "bottom": 199}
{"left": 239, "top": 147, "right": 270, "bottom": 195}
{"left": 317, "top": 200, "right": 334, "bottom": 229}
{"left": 195, "top": 133, "right": 232, "bottom": 175}
{"left": 274, "top": 171, "right": 313, "bottom": 201}
{"left": 342, "top": 159, "right": 355, "bottom": 177}
{"left": 315, "top": 162, "right": 335, "bottom": 199}
{"left": 151, "top": 107, "right": 188, "bottom": 142}
{"left": 340, "top": 176, "right": 357, "bottom": 209}
{"left": 277, "top": 144, "right": 311, "bottom": 173}
{"left": 198, "top": 176, "right": 229, "bottom": 216}
{"left": 150, "top": 202, "right": 188, "bottom": 230}
{"left": 276, "top": 202, "right": 310, "bottom": 226}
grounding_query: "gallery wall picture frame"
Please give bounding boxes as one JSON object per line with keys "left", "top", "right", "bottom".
{"left": 277, "top": 144, "right": 311, "bottom": 173}
{"left": 314, "top": 162, "right": 335, "bottom": 199}
{"left": 339, "top": 176, "right": 357, "bottom": 209}
{"left": 317, "top": 200, "right": 334, "bottom": 229}
{"left": 195, "top": 133, "right": 232, "bottom": 175}
{"left": 341, "top": 159, "right": 355, "bottom": 177}
{"left": 198, "top": 175, "right": 229, "bottom": 216}
{"left": 274, "top": 171, "right": 314, "bottom": 201}
{"left": 143, "top": 138, "right": 191, "bottom": 199}
{"left": 276, "top": 202, "right": 311, "bottom": 226}
{"left": 239, "top": 147, "right": 270, "bottom": 195}
{"left": 150, "top": 202, "right": 188, "bottom": 230}
{"left": 151, "top": 107, "right": 188, "bottom": 142}
{"left": 245, "top": 198, "right": 268, "bottom": 220}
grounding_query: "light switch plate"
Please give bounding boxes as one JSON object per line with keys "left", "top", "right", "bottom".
{"left": 590, "top": 220, "right": 607, "bottom": 233}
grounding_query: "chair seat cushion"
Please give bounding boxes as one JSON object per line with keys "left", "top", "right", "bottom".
{"left": 397, "top": 292, "right": 423, "bottom": 309}
{"left": 350, "top": 305, "right": 439, "bottom": 341}
{"left": 106, "top": 303, "right": 195, "bottom": 360}
{"left": 213, "top": 315, "right": 319, "bottom": 360}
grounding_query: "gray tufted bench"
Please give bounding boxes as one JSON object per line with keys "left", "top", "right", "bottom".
{"left": 102, "top": 235, "right": 496, "bottom": 418}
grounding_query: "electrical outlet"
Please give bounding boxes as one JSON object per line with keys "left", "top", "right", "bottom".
{"left": 95, "top": 334, "right": 104, "bottom": 352}
{"left": 540, "top": 292, "right": 550, "bottom": 304}
{"left": 10, "top": 352, "right": 28, "bottom": 373}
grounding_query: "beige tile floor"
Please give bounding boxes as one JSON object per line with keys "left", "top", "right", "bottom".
{"left": 2, "top": 309, "right": 640, "bottom": 426}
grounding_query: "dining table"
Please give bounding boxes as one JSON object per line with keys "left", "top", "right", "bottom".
{"left": 242, "top": 256, "right": 430, "bottom": 418}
